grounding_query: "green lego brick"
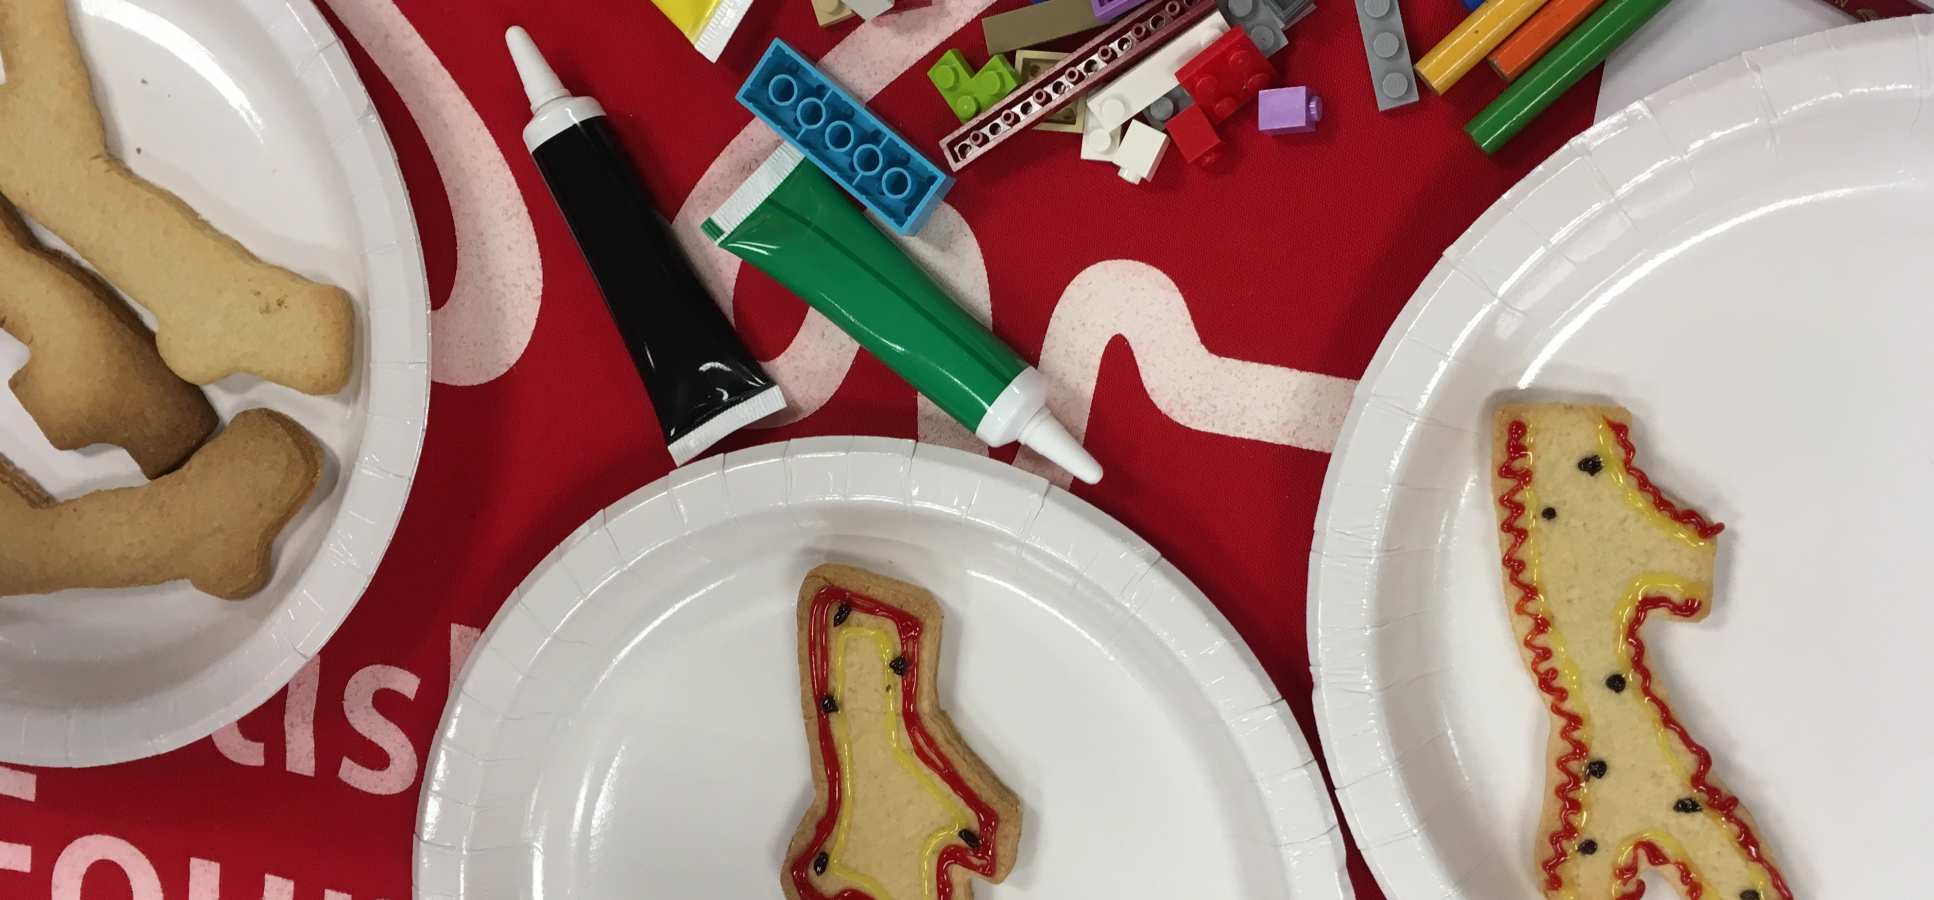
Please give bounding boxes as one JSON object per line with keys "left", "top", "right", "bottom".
{"left": 926, "top": 50, "right": 1021, "bottom": 122}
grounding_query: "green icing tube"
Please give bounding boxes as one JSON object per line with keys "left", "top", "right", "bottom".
{"left": 702, "top": 143, "right": 1102, "bottom": 484}
{"left": 1466, "top": 0, "right": 1673, "bottom": 154}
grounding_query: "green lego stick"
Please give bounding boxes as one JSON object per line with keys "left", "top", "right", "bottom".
{"left": 1465, "top": 0, "right": 1674, "bottom": 154}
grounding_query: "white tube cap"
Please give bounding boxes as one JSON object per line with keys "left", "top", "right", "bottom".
{"left": 1019, "top": 409, "right": 1103, "bottom": 484}
{"left": 506, "top": 26, "right": 568, "bottom": 112}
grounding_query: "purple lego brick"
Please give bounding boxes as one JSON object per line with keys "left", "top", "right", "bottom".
{"left": 1257, "top": 85, "right": 1322, "bottom": 135}
{"left": 1091, "top": 0, "right": 1143, "bottom": 21}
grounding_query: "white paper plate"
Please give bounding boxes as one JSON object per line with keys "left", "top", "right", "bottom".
{"left": 416, "top": 439, "right": 1351, "bottom": 899}
{"left": 1311, "top": 18, "right": 1933, "bottom": 900}
{"left": 0, "top": 0, "right": 428, "bottom": 766}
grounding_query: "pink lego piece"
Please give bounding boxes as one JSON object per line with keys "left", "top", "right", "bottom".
{"left": 1257, "top": 85, "right": 1321, "bottom": 135}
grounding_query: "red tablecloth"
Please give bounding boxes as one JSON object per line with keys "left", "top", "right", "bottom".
{"left": 7, "top": 0, "right": 1598, "bottom": 896}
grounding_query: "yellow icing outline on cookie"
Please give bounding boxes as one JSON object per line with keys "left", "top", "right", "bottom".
{"left": 826, "top": 617, "right": 974, "bottom": 900}
{"left": 1598, "top": 423, "right": 1713, "bottom": 550}
{"left": 1611, "top": 575, "right": 1711, "bottom": 787}
{"left": 1510, "top": 424, "right": 1595, "bottom": 898}
{"left": 1613, "top": 831, "right": 1710, "bottom": 893}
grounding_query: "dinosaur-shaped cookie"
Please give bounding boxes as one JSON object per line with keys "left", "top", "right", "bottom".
{"left": 786, "top": 564, "right": 1022, "bottom": 900}
{"left": 1491, "top": 404, "right": 1791, "bottom": 900}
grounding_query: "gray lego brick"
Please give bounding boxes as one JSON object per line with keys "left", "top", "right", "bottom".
{"left": 1354, "top": 0, "right": 1418, "bottom": 111}
{"left": 1218, "top": 0, "right": 1289, "bottom": 57}
{"left": 1270, "top": 0, "right": 1316, "bottom": 27}
{"left": 1141, "top": 85, "right": 1196, "bottom": 130}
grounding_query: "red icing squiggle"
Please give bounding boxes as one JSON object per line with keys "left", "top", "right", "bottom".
{"left": 1606, "top": 420, "right": 1724, "bottom": 540}
{"left": 1497, "top": 420, "right": 1592, "bottom": 891}
{"left": 1612, "top": 839, "right": 1705, "bottom": 900}
{"left": 790, "top": 585, "right": 1002, "bottom": 900}
{"left": 1625, "top": 596, "right": 1794, "bottom": 900}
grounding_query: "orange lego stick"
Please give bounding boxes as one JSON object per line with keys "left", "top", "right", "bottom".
{"left": 1488, "top": 0, "right": 1607, "bottom": 81}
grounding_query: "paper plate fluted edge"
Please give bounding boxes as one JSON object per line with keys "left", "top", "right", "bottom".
{"left": 3, "top": 0, "right": 432, "bottom": 768}
{"left": 414, "top": 438, "right": 1353, "bottom": 899}
{"left": 1308, "top": 17, "right": 1933, "bottom": 898}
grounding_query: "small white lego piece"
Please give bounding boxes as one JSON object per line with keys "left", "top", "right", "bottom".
{"left": 1083, "top": 15, "right": 1230, "bottom": 135}
{"left": 1113, "top": 121, "right": 1169, "bottom": 184}
{"left": 846, "top": 0, "right": 893, "bottom": 18}
{"left": 1080, "top": 122, "right": 1125, "bottom": 163}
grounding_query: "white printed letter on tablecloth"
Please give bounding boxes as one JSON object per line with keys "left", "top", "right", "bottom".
{"left": 340, "top": 664, "right": 423, "bottom": 796}
{"left": 50, "top": 835, "right": 161, "bottom": 900}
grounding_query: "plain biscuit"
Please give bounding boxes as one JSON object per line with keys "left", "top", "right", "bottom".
{"left": 0, "top": 0, "right": 354, "bottom": 394}
{"left": 0, "top": 408, "right": 324, "bottom": 600}
{"left": 0, "top": 196, "right": 217, "bottom": 477}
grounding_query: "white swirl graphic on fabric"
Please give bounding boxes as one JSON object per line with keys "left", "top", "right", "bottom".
{"left": 1015, "top": 260, "right": 1357, "bottom": 484}
{"left": 332, "top": 0, "right": 543, "bottom": 386}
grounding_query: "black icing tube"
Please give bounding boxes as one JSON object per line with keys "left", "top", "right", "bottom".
{"left": 506, "top": 26, "right": 783, "bottom": 464}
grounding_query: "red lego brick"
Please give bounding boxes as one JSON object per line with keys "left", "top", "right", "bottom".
{"left": 1175, "top": 29, "right": 1276, "bottom": 125}
{"left": 1166, "top": 104, "right": 1223, "bottom": 166}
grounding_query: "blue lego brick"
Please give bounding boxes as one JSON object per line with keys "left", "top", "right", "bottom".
{"left": 737, "top": 40, "right": 953, "bottom": 235}
{"left": 1460, "top": 0, "right": 1482, "bottom": 9}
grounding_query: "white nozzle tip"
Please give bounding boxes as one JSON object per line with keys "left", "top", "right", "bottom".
{"left": 506, "top": 25, "right": 569, "bottom": 112}
{"left": 1020, "top": 412, "right": 1103, "bottom": 485}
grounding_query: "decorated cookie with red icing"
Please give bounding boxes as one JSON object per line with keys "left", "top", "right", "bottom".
{"left": 783, "top": 564, "right": 1022, "bottom": 900}
{"left": 1490, "top": 404, "right": 1792, "bottom": 900}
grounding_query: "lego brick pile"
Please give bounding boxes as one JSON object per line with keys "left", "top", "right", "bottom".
{"left": 804, "top": 0, "right": 1333, "bottom": 192}
{"left": 743, "top": 0, "right": 1706, "bottom": 237}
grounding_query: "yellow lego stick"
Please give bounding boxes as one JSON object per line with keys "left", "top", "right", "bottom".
{"left": 1415, "top": 0, "right": 1552, "bottom": 93}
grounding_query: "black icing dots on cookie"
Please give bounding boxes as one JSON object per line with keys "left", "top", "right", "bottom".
{"left": 1585, "top": 759, "right": 1608, "bottom": 779}
{"left": 1674, "top": 797, "right": 1702, "bottom": 813}
{"left": 813, "top": 851, "right": 829, "bottom": 875}
{"left": 1578, "top": 455, "right": 1604, "bottom": 476}
{"left": 1604, "top": 673, "right": 1627, "bottom": 693}
{"left": 1541, "top": 506, "right": 1557, "bottom": 520}
{"left": 889, "top": 655, "right": 909, "bottom": 676}
{"left": 958, "top": 828, "right": 982, "bottom": 849}
{"left": 1578, "top": 839, "right": 1598, "bottom": 855}
{"left": 1741, "top": 892, "right": 1762, "bottom": 900}
{"left": 820, "top": 694, "right": 838, "bottom": 714}
{"left": 832, "top": 604, "right": 851, "bottom": 626}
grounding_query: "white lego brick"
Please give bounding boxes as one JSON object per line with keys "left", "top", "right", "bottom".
{"left": 1080, "top": 122, "right": 1125, "bottom": 163}
{"left": 1083, "top": 15, "right": 1230, "bottom": 134}
{"left": 846, "top": 0, "right": 892, "bottom": 18}
{"left": 1114, "top": 120, "right": 1169, "bottom": 183}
